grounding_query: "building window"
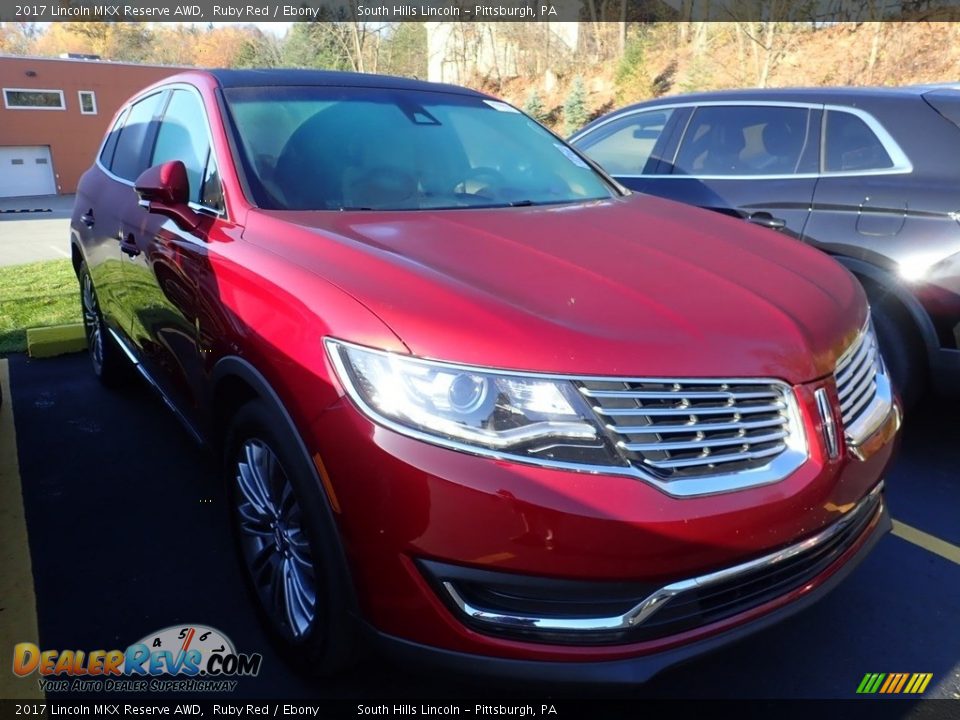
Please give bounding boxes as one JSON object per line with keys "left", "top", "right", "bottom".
{"left": 78, "top": 90, "right": 97, "bottom": 115}
{"left": 3, "top": 88, "right": 66, "bottom": 110}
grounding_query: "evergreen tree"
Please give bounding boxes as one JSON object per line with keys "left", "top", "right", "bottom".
{"left": 523, "top": 90, "right": 548, "bottom": 124}
{"left": 563, "top": 77, "right": 589, "bottom": 135}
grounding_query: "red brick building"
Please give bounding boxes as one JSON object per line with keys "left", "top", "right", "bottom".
{"left": 0, "top": 55, "right": 183, "bottom": 197}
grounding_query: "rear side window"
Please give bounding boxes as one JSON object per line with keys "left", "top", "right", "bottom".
{"left": 576, "top": 109, "right": 674, "bottom": 175}
{"left": 675, "top": 105, "right": 812, "bottom": 176}
{"left": 151, "top": 89, "right": 214, "bottom": 205}
{"left": 110, "top": 92, "right": 164, "bottom": 182}
{"left": 823, "top": 111, "right": 893, "bottom": 172}
{"left": 98, "top": 108, "right": 129, "bottom": 170}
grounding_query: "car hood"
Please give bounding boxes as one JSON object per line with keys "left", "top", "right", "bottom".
{"left": 245, "top": 195, "right": 865, "bottom": 383}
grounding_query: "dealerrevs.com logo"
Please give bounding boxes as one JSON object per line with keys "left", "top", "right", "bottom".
{"left": 12, "top": 624, "right": 262, "bottom": 693}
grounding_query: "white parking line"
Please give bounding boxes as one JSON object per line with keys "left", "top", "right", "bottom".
{"left": 47, "top": 246, "right": 70, "bottom": 258}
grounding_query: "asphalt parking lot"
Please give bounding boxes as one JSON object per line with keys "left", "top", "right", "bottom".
{"left": 1, "top": 352, "right": 958, "bottom": 701}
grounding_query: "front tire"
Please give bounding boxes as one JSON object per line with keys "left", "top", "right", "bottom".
{"left": 870, "top": 296, "right": 926, "bottom": 411}
{"left": 225, "top": 400, "right": 358, "bottom": 675}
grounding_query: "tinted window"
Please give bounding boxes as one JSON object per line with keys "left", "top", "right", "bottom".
{"left": 675, "top": 106, "right": 811, "bottom": 176}
{"left": 201, "top": 155, "right": 224, "bottom": 212}
{"left": 576, "top": 109, "right": 673, "bottom": 175}
{"left": 824, "top": 111, "right": 893, "bottom": 172}
{"left": 111, "top": 92, "right": 164, "bottom": 182}
{"left": 99, "top": 108, "right": 129, "bottom": 171}
{"left": 224, "top": 86, "right": 615, "bottom": 211}
{"left": 151, "top": 89, "right": 214, "bottom": 204}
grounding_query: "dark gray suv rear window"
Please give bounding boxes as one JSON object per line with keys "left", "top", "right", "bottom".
{"left": 824, "top": 111, "right": 893, "bottom": 172}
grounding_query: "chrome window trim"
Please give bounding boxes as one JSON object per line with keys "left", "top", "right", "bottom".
{"left": 572, "top": 99, "right": 912, "bottom": 180}
{"left": 820, "top": 104, "right": 913, "bottom": 177}
{"left": 325, "top": 337, "right": 808, "bottom": 498}
{"left": 94, "top": 82, "right": 228, "bottom": 220}
{"left": 441, "top": 482, "right": 884, "bottom": 635}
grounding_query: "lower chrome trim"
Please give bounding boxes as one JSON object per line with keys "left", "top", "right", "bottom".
{"left": 107, "top": 326, "right": 140, "bottom": 365}
{"left": 442, "top": 482, "right": 884, "bottom": 635}
{"left": 106, "top": 327, "right": 204, "bottom": 444}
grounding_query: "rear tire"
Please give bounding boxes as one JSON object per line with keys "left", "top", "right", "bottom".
{"left": 78, "top": 262, "right": 126, "bottom": 387}
{"left": 224, "top": 399, "right": 358, "bottom": 675}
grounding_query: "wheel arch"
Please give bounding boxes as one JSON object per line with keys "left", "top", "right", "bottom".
{"left": 210, "top": 354, "right": 363, "bottom": 621}
{"left": 834, "top": 256, "right": 938, "bottom": 362}
{"left": 70, "top": 233, "right": 86, "bottom": 277}
{"left": 210, "top": 355, "right": 316, "bottom": 453}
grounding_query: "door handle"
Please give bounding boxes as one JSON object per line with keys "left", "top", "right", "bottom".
{"left": 119, "top": 232, "right": 141, "bottom": 258}
{"left": 747, "top": 213, "right": 787, "bottom": 230}
{"left": 81, "top": 210, "right": 95, "bottom": 227}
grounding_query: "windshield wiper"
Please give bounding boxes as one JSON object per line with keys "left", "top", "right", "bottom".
{"left": 508, "top": 199, "right": 536, "bottom": 207}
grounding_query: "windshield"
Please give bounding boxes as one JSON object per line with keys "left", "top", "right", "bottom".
{"left": 223, "top": 85, "right": 616, "bottom": 211}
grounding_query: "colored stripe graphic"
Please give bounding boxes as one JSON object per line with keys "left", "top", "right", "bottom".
{"left": 855, "top": 673, "right": 885, "bottom": 694}
{"left": 879, "top": 674, "right": 896, "bottom": 693}
{"left": 856, "top": 673, "right": 874, "bottom": 694}
{"left": 857, "top": 673, "right": 932, "bottom": 694}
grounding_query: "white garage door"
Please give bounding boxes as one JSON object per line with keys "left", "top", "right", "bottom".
{"left": 0, "top": 146, "right": 57, "bottom": 198}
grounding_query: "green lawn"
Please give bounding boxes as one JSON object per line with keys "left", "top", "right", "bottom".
{"left": 0, "top": 259, "right": 81, "bottom": 355}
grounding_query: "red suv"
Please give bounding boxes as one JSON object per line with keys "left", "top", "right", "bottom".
{"left": 71, "top": 70, "right": 901, "bottom": 682}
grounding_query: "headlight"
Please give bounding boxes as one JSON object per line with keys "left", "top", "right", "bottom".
{"left": 325, "top": 339, "right": 624, "bottom": 467}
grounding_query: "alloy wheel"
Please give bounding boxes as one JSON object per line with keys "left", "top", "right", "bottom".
{"left": 234, "top": 439, "right": 317, "bottom": 641}
{"left": 81, "top": 273, "right": 104, "bottom": 374}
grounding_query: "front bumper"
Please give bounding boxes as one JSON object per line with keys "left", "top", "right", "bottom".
{"left": 374, "top": 496, "right": 890, "bottom": 684}
{"left": 420, "top": 482, "right": 885, "bottom": 647}
{"left": 310, "top": 375, "right": 899, "bottom": 670}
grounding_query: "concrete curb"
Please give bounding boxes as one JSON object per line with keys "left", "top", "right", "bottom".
{"left": 26, "top": 324, "right": 86, "bottom": 358}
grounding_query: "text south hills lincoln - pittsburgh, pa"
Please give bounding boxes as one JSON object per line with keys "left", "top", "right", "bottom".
{"left": 354, "top": 4, "right": 560, "bottom": 17}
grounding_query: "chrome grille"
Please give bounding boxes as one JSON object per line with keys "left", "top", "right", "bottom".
{"left": 833, "top": 320, "right": 894, "bottom": 449}
{"left": 835, "top": 323, "right": 880, "bottom": 428}
{"left": 579, "top": 379, "right": 802, "bottom": 484}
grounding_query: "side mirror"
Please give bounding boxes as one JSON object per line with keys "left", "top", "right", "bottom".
{"left": 135, "top": 161, "right": 200, "bottom": 230}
